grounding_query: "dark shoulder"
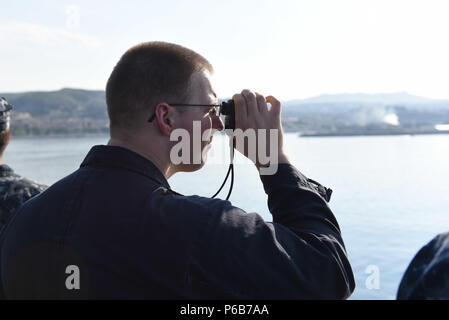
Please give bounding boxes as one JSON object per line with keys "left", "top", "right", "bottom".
{"left": 397, "top": 232, "right": 449, "bottom": 299}
{"left": 150, "top": 187, "right": 234, "bottom": 218}
{"left": 0, "top": 170, "right": 47, "bottom": 231}
{"left": 151, "top": 188, "right": 265, "bottom": 234}
{"left": 0, "top": 170, "right": 47, "bottom": 198}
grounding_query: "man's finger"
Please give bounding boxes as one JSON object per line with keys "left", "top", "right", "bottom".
{"left": 232, "top": 93, "right": 247, "bottom": 129}
{"left": 241, "top": 89, "right": 258, "bottom": 118}
{"left": 255, "top": 92, "right": 268, "bottom": 115}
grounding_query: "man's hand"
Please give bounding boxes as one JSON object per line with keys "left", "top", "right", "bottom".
{"left": 230, "top": 89, "right": 290, "bottom": 171}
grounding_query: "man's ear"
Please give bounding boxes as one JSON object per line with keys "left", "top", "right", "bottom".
{"left": 153, "top": 103, "right": 175, "bottom": 136}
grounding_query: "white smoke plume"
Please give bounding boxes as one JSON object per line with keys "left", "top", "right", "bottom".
{"left": 350, "top": 106, "right": 400, "bottom": 126}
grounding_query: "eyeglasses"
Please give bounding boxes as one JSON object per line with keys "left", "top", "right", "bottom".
{"left": 147, "top": 103, "right": 221, "bottom": 122}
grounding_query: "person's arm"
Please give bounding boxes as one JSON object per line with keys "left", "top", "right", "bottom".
{"left": 184, "top": 90, "right": 354, "bottom": 299}
{"left": 186, "top": 162, "right": 354, "bottom": 299}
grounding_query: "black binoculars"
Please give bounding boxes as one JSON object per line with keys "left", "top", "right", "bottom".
{"left": 220, "top": 100, "right": 235, "bottom": 130}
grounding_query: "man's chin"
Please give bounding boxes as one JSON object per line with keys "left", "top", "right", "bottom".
{"left": 173, "top": 144, "right": 211, "bottom": 173}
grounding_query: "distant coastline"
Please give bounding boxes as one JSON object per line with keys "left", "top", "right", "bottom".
{"left": 11, "top": 131, "right": 109, "bottom": 139}
{"left": 299, "top": 130, "right": 449, "bottom": 138}
{"left": 10, "top": 129, "right": 449, "bottom": 139}
{"left": 3, "top": 88, "right": 449, "bottom": 139}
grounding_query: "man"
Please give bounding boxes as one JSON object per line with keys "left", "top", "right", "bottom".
{"left": 0, "top": 97, "right": 46, "bottom": 234}
{"left": 0, "top": 42, "right": 355, "bottom": 299}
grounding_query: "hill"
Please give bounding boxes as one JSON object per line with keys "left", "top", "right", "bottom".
{"left": 1, "top": 88, "right": 108, "bottom": 135}
{"left": 1, "top": 88, "right": 449, "bottom": 136}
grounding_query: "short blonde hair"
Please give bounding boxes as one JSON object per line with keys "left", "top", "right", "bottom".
{"left": 106, "top": 41, "right": 213, "bottom": 130}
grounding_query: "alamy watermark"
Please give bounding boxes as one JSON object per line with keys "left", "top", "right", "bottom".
{"left": 65, "top": 265, "right": 80, "bottom": 290}
{"left": 65, "top": 5, "right": 81, "bottom": 30}
{"left": 169, "top": 122, "right": 280, "bottom": 175}
{"left": 365, "top": 265, "right": 380, "bottom": 290}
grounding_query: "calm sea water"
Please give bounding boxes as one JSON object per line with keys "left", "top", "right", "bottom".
{"left": 3, "top": 133, "right": 449, "bottom": 299}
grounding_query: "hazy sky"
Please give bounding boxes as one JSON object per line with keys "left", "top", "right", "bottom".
{"left": 1, "top": 0, "right": 448, "bottom": 100}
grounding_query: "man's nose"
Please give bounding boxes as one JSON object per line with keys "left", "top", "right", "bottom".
{"left": 213, "top": 115, "right": 224, "bottom": 131}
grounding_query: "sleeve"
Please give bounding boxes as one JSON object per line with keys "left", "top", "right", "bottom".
{"left": 185, "top": 164, "right": 355, "bottom": 299}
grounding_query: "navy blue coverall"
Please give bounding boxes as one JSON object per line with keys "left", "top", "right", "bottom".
{"left": 0, "top": 145, "right": 355, "bottom": 299}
